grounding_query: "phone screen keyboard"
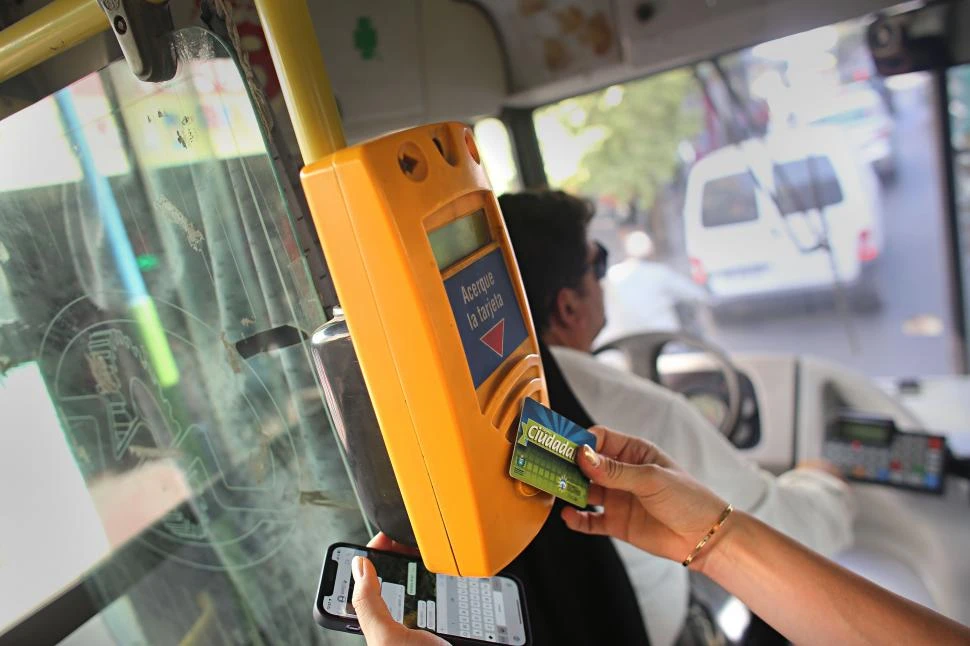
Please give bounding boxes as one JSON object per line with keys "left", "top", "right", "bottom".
{"left": 438, "top": 576, "right": 509, "bottom": 642}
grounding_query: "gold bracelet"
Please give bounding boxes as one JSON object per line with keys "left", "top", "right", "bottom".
{"left": 682, "top": 504, "right": 734, "bottom": 567}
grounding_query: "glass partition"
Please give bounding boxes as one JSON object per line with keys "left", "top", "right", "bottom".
{"left": 0, "top": 28, "right": 367, "bottom": 645}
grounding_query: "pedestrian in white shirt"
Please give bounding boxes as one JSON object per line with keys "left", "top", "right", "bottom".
{"left": 597, "top": 230, "right": 709, "bottom": 345}
{"left": 498, "top": 190, "right": 855, "bottom": 646}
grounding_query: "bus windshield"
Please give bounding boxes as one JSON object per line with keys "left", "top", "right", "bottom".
{"left": 534, "top": 16, "right": 960, "bottom": 378}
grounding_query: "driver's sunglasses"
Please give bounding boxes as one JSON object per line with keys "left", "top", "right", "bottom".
{"left": 591, "top": 241, "right": 608, "bottom": 280}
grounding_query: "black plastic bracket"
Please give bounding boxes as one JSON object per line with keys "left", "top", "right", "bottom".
{"left": 99, "top": 0, "right": 178, "bottom": 82}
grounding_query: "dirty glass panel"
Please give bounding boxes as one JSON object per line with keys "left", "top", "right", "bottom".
{"left": 0, "top": 27, "right": 367, "bottom": 645}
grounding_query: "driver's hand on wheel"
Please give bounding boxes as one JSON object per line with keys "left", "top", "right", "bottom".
{"left": 795, "top": 458, "right": 845, "bottom": 480}
{"left": 561, "top": 426, "right": 729, "bottom": 566}
{"left": 352, "top": 534, "right": 447, "bottom": 645}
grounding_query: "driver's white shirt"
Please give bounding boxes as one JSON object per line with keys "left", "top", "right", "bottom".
{"left": 550, "top": 345, "right": 856, "bottom": 646}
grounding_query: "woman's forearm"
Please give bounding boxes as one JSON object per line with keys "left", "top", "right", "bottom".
{"left": 696, "top": 511, "right": 969, "bottom": 645}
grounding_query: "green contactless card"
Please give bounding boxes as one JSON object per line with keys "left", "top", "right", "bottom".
{"left": 508, "top": 398, "right": 596, "bottom": 508}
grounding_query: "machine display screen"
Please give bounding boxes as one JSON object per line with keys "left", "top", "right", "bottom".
{"left": 840, "top": 420, "right": 893, "bottom": 445}
{"left": 429, "top": 209, "right": 491, "bottom": 270}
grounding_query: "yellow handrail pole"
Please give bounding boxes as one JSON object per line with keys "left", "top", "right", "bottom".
{"left": 0, "top": 0, "right": 108, "bottom": 85}
{"left": 251, "top": 0, "right": 346, "bottom": 164}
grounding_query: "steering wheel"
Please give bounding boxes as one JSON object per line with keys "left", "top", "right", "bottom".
{"left": 594, "top": 331, "right": 744, "bottom": 443}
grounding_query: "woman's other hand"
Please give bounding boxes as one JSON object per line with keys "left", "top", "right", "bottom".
{"left": 366, "top": 532, "right": 420, "bottom": 557}
{"left": 351, "top": 534, "right": 447, "bottom": 645}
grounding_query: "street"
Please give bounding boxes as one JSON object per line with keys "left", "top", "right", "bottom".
{"left": 703, "top": 78, "right": 959, "bottom": 378}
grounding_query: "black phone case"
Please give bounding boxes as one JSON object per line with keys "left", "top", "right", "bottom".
{"left": 313, "top": 542, "right": 531, "bottom": 645}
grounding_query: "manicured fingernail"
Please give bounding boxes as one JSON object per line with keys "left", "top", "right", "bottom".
{"left": 351, "top": 556, "right": 365, "bottom": 582}
{"left": 583, "top": 444, "right": 601, "bottom": 467}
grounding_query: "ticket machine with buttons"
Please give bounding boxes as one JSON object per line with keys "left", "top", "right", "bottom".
{"left": 823, "top": 413, "right": 947, "bottom": 494}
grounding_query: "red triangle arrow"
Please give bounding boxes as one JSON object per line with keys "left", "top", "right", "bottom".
{"left": 480, "top": 319, "right": 506, "bottom": 357}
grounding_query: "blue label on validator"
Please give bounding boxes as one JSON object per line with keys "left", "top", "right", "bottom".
{"left": 443, "top": 248, "right": 528, "bottom": 388}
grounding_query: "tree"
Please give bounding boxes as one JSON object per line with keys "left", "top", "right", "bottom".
{"left": 548, "top": 69, "right": 704, "bottom": 210}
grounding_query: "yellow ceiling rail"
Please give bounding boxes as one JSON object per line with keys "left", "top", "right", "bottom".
{"left": 0, "top": 0, "right": 108, "bottom": 85}
{"left": 252, "top": 0, "right": 346, "bottom": 163}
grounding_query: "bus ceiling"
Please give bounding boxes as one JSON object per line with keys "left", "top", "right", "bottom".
{"left": 467, "top": 0, "right": 909, "bottom": 107}
{"left": 3, "top": 0, "right": 970, "bottom": 138}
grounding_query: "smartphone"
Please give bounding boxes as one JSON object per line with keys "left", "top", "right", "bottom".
{"left": 314, "top": 542, "right": 529, "bottom": 644}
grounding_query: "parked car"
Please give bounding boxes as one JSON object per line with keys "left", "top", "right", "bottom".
{"left": 798, "top": 81, "right": 898, "bottom": 182}
{"left": 683, "top": 129, "right": 884, "bottom": 310}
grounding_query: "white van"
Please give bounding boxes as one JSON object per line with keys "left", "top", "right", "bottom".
{"left": 683, "top": 129, "right": 884, "bottom": 307}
